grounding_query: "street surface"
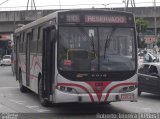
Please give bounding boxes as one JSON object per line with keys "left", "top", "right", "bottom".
{"left": 0, "top": 66, "right": 160, "bottom": 119}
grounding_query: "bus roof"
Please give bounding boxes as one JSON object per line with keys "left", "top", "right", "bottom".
{"left": 14, "top": 9, "right": 134, "bottom": 33}
{"left": 14, "top": 10, "right": 59, "bottom": 33}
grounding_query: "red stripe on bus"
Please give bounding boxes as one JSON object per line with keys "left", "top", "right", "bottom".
{"left": 30, "top": 55, "right": 42, "bottom": 70}
{"left": 104, "top": 82, "right": 137, "bottom": 102}
{"left": 86, "top": 82, "right": 111, "bottom": 102}
{"left": 57, "top": 83, "right": 94, "bottom": 102}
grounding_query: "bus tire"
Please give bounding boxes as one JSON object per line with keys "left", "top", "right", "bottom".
{"left": 19, "top": 70, "right": 27, "bottom": 93}
{"left": 38, "top": 78, "right": 51, "bottom": 107}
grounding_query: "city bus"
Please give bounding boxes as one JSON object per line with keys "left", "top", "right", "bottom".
{"left": 14, "top": 9, "right": 138, "bottom": 106}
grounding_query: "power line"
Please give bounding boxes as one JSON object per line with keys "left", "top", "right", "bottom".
{"left": 0, "top": 2, "right": 160, "bottom": 10}
{"left": 0, "top": 0, "right": 9, "bottom": 6}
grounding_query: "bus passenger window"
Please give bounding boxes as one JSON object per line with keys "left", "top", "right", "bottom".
{"left": 37, "top": 27, "right": 42, "bottom": 53}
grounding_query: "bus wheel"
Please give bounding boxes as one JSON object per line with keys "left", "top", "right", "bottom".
{"left": 19, "top": 71, "right": 27, "bottom": 92}
{"left": 38, "top": 78, "right": 51, "bottom": 107}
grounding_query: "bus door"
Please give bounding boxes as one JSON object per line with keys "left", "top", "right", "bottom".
{"left": 42, "top": 26, "right": 56, "bottom": 98}
{"left": 15, "top": 35, "right": 20, "bottom": 80}
{"left": 26, "top": 32, "right": 32, "bottom": 86}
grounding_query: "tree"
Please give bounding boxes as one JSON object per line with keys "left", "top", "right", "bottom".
{"left": 136, "top": 18, "right": 148, "bottom": 34}
{"left": 135, "top": 18, "right": 148, "bottom": 48}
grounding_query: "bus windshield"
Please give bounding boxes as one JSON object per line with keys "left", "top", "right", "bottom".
{"left": 58, "top": 26, "right": 135, "bottom": 72}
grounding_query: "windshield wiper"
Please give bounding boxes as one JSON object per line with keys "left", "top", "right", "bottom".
{"left": 90, "top": 33, "right": 96, "bottom": 56}
{"left": 79, "top": 27, "right": 96, "bottom": 56}
{"left": 103, "top": 27, "right": 116, "bottom": 58}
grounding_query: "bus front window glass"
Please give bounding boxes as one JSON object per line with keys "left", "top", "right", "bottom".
{"left": 58, "top": 27, "right": 135, "bottom": 72}
{"left": 98, "top": 28, "right": 135, "bottom": 71}
{"left": 59, "top": 27, "right": 98, "bottom": 71}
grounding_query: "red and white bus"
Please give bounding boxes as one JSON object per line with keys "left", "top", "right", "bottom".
{"left": 14, "top": 9, "right": 138, "bottom": 106}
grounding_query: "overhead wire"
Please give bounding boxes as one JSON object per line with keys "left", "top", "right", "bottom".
{"left": 0, "top": 1, "right": 159, "bottom": 10}
{"left": 0, "top": 0, "right": 9, "bottom": 6}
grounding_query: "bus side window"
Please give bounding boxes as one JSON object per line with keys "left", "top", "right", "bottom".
{"left": 20, "top": 33, "right": 22, "bottom": 52}
{"left": 22, "top": 32, "right": 25, "bottom": 52}
{"left": 31, "top": 28, "right": 38, "bottom": 53}
{"left": 22, "top": 33, "right": 26, "bottom": 53}
{"left": 16, "top": 35, "right": 20, "bottom": 52}
{"left": 19, "top": 35, "right": 24, "bottom": 53}
{"left": 37, "top": 26, "right": 42, "bottom": 53}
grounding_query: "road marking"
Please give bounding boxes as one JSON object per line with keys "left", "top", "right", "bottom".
{"left": 143, "top": 108, "right": 153, "bottom": 112}
{"left": 9, "top": 99, "right": 26, "bottom": 105}
{"left": 36, "top": 109, "right": 51, "bottom": 112}
{"left": 26, "top": 105, "right": 39, "bottom": 108}
{"left": 26, "top": 105, "right": 51, "bottom": 112}
{"left": 9, "top": 99, "right": 51, "bottom": 112}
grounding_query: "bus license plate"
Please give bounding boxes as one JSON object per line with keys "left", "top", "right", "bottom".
{"left": 120, "top": 94, "right": 134, "bottom": 100}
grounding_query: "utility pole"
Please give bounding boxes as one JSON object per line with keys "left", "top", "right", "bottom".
{"left": 59, "top": 0, "right": 61, "bottom": 10}
{"left": 126, "top": 0, "right": 135, "bottom": 8}
{"left": 27, "top": 0, "right": 36, "bottom": 11}
{"left": 153, "top": 0, "right": 159, "bottom": 56}
{"left": 124, "top": 0, "right": 135, "bottom": 12}
{"left": 122, "top": 0, "right": 127, "bottom": 11}
{"left": 154, "top": 0, "right": 157, "bottom": 46}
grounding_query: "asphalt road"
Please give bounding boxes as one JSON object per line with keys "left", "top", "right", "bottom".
{"left": 0, "top": 66, "right": 160, "bottom": 119}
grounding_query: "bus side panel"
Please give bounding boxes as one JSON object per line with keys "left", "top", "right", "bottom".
{"left": 15, "top": 36, "right": 19, "bottom": 81}
{"left": 20, "top": 54, "right": 27, "bottom": 86}
{"left": 29, "top": 53, "right": 42, "bottom": 93}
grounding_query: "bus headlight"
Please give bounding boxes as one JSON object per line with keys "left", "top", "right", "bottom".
{"left": 119, "top": 85, "right": 137, "bottom": 93}
{"left": 57, "top": 86, "right": 78, "bottom": 94}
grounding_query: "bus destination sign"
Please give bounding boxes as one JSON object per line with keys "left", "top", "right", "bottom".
{"left": 85, "top": 15, "right": 127, "bottom": 24}
{"left": 66, "top": 15, "right": 80, "bottom": 23}
{"left": 59, "top": 13, "right": 129, "bottom": 24}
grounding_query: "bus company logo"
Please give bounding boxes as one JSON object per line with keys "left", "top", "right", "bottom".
{"left": 76, "top": 73, "right": 88, "bottom": 78}
{"left": 95, "top": 82, "right": 104, "bottom": 92}
{"left": 95, "top": 86, "right": 102, "bottom": 92}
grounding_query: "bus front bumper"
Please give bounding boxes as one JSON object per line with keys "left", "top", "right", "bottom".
{"left": 53, "top": 89, "right": 137, "bottom": 103}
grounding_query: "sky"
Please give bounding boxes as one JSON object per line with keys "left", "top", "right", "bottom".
{"left": 0, "top": 0, "right": 160, "bottom": 11}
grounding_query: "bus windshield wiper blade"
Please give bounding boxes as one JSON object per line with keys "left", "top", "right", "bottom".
{"left": 104, "top": 27, "right": 116, "bottom": 58}
{"left": 79, "top": 27, "right": 96, "bottom": 56}
{"left": 90, "top": 34, "right": 96, "bottom": 56}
